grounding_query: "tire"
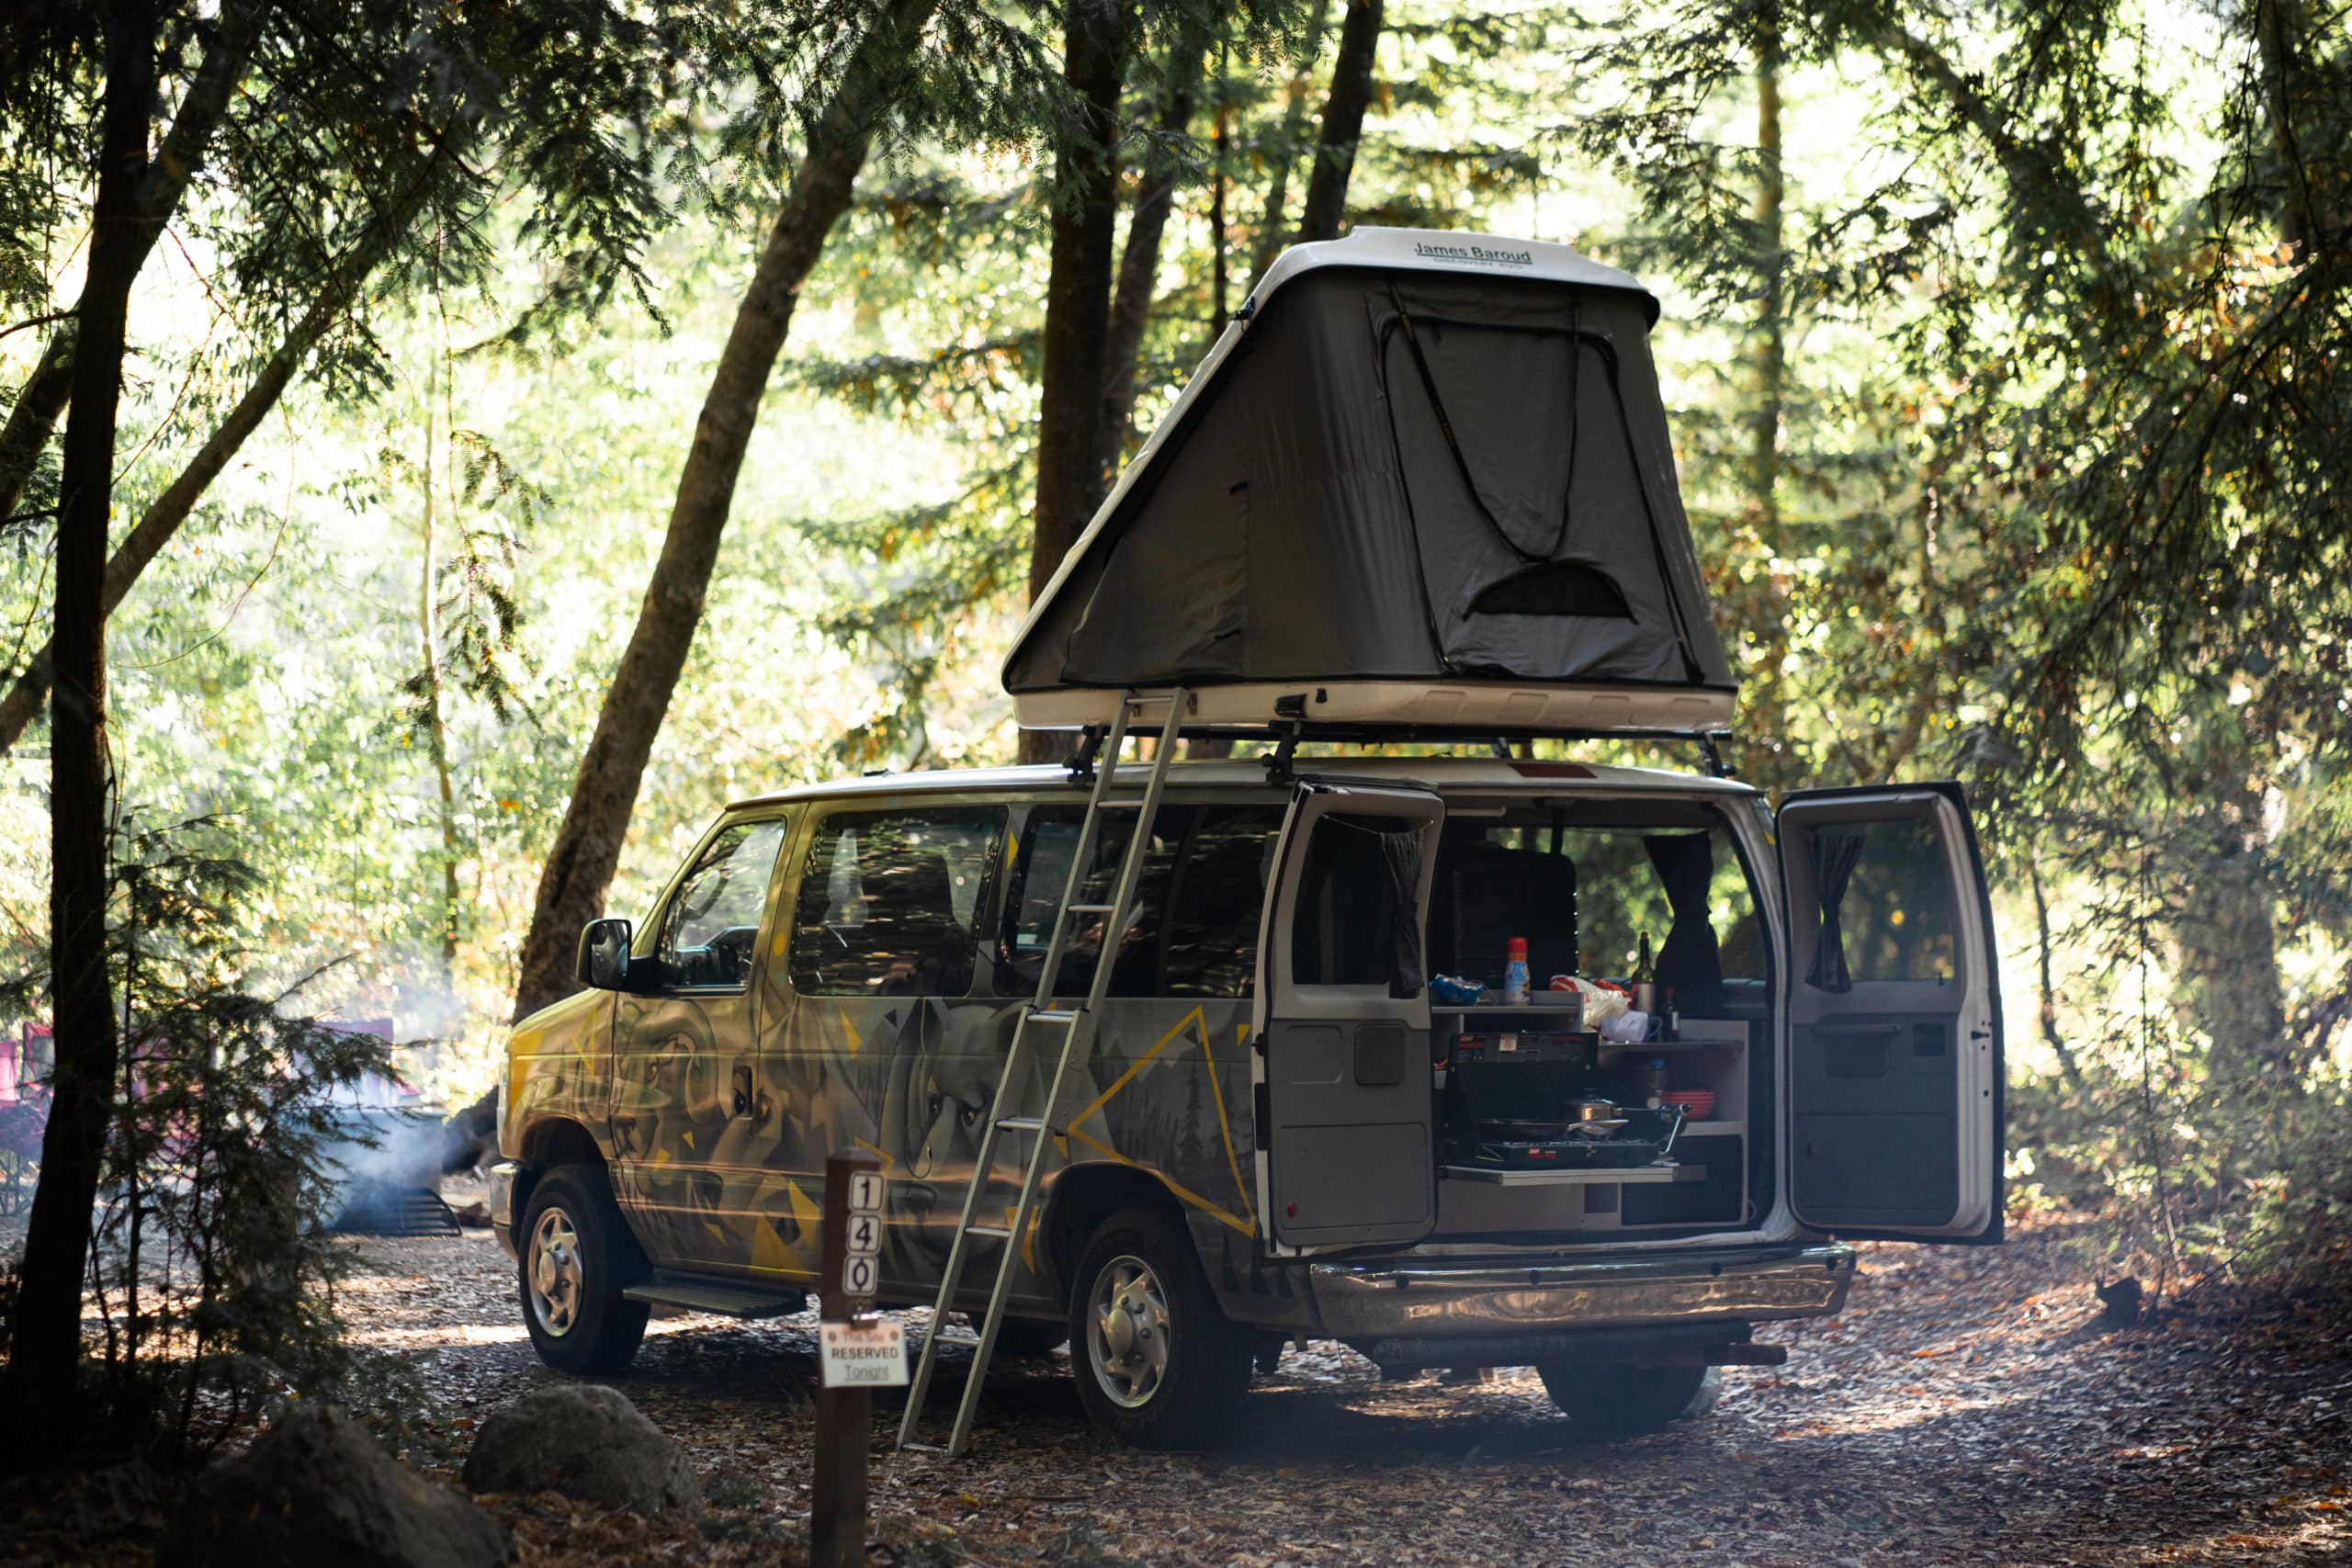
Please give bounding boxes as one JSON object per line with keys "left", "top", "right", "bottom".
{"left": 989, "top": 1317, "right": 1069, "bottom": 1359}
{"left": 1534, "top": 1359, "right": 1713, "bottom": 1439}
{"left": 1067, "top": 1206, "right": 1249, "bottom": 1449}
{"left": 518, "top": 1164, "right": 652, "bottom": 1375}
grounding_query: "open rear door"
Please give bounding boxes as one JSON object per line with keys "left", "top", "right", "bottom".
{"left": 1255, "top": 779, "right": 1443, "bottom": 1250}
{"left": 1779, "top": 784, "right": 2004, "bottom": 1243}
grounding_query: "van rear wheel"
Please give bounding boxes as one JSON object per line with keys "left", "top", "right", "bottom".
{"left": 1534, "top": 1360, "right": 1713, "bottom": 1439}
{"left": 1068, "top": 1207, "right": 1248, "bottom": 1449}
{"left": 518, "top": 1164, "right": 650, "bottom": 1375}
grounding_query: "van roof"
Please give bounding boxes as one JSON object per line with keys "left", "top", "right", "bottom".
{"left": 729, "top": 754, "right": 1756, "bottom": 812}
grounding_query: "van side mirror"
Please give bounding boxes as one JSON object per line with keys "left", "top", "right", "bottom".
{"left": 576, "top": 917, "right": 638, "bottom": 991}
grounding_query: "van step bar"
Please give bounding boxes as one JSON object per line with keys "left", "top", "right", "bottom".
{"left": 1363, "top": 1323, "right": 1780, "bottom": 1375}
{"left": 622, "top": 1275, "right": 808, "bottom": 1318}
{"left": 899, "top": 687, "right": 1192, "bottom": 1460}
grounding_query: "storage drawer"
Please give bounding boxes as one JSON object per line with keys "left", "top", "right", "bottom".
{"left": 1622, "top": 1134, "right": 1744, "bottom": 1226}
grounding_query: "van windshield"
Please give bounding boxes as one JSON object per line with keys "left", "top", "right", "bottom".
{"left": 1429, "top": 799, "right": 1765, "bottom": 1017}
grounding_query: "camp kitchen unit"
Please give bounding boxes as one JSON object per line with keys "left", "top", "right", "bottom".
{"left": 492, "top": 228, "right": 2004, "bottom": 1453}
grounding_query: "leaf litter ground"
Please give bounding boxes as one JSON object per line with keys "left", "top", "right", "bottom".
{"left": 329, "top": 1198, "right": 2351, "bottom": 1568}
{"left": 5, "top": 1189, "right": 2346, "bottom": 1565}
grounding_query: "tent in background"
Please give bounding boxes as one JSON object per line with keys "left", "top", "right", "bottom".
{"left": 1004, "top": 229, "right": 1734, "bottom": 736}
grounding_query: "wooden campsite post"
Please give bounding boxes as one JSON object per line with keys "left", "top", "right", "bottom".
{"left": 812, "top": 1151, "right": 896, "bottom": 1568}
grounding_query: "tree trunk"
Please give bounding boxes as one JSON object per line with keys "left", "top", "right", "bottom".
{"left": 0, "top": 331, "right": 77, "bottom": 530}
{"left": 1091, "top": 21, "right": 1207, "bottom": 485}
{"left": 4, "top": 0, "right": 161, "bottom": 1445}
{"left": 1247, "top": 0, "right": 1331, "bottom": 288}
{"left": 2175, "top": 783, "right": 2289, "bottom": 1095}
{"left": 2030, "top": 862, "right": 2084, "bottom": 1089}
{"left": 1751, "top": 7, "right": 1785, "bottom": 558}
{"left": 1294, "top": 0, "right": 1383, "bottom": 244}
{"left": 2254, "top": 0, "right": 2316, "bottom": 254}
{"left": 507, "top": 0, "right": 939, "bottom": 1021}
{"left": 0, "top": 0, "right": 260, "bottom": 525}
{"left": 419, "top": 355, "right": 461, "bottom": 980}
{"left": 1729, "top": 6, "right": 1795, "bottom": 785}
{"left": 0, "top": 160, "right": 442, "bottom": 757}
{"left": 1018, "top": 0, "right": 1132, "bottom": 767}
{"left": 1210, "top": 73, "right": 1229, "bottom": 337}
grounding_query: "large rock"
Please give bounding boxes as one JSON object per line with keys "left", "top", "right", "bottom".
{"left": 461, "top": 1384, "right": 698, "bottom": 1515}
{"left": 171, "top": 1402, "right": 507, "bottom": 1568}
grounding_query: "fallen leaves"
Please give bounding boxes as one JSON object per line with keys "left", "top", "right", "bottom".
{"left": 43, "top": 1189, "right": 2331, "bottom": 1568}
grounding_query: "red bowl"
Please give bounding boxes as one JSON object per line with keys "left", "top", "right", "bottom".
{"left": 1662, "top": 1089, "right": 1715, "bottom": 1120}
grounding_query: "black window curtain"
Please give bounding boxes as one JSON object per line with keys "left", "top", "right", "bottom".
{"left": 1805, "top": 829, "right": 1867, "bottom": 993}
{"left": 1378, "top": 828, "right": 1427, "bottom": 999}
{"left": 1641, "top": 832, "right": 1724, "bottom": 1016}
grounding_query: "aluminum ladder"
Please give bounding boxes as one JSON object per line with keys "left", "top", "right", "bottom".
{"left": 896, "top": 688, "right": 1189, "bottom": 1456}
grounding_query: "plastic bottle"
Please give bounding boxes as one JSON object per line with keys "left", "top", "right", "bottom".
{"left": 1502, "top": 937, "right": 1530, "bottom": 1006}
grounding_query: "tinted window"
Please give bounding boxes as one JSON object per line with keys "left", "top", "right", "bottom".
{"left": 790, "top": 807, "right": 1006, "bottom": 997}
{"left": 1291, "top": 814, "right": 1414, "bottom": 987}
{"left": 1825, "top": 820, "right": 1958, "bottom": 983}
{"left": 655, "top": 818, "right": 788, "bottom": 989}
{"left": 1002, "top": 805, "right": 1282, "bottom": 998}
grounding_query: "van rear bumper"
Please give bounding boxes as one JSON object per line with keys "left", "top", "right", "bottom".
{"left": 1306, "top": 1242, "right": 1856, "bottom": 1339}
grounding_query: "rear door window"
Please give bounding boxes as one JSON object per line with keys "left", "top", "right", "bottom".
{"left": 789, "top": 806, "right": 1006, "bottom": 997}
{"left": 1001, "top": 804, "right": 1283, "bottom": 998}
{"left": 1289, "top": 813, "right": 1417, "bottom": 987}
{"left": 1811, "top": 819, "right": 1960, "bottom": 987}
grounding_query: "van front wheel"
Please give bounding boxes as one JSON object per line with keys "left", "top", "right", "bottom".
{"left": 518, "top": 1164, "right": 650, "bottom": 1375}
{"left": 1535, "top": 1359, "right": 1714, "bottom": 1439}
{"left": 1068, "top": 1207, "right": 1248, "bottom": 1449}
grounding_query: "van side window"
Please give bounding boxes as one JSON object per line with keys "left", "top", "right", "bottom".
{"left": 789, "top": 807, "right": 1006, "bottom": 998}
{"left": 1002, "top": 805, "right": 1282, "bottom": 998}
{"left": 654, "top": 818, "right": 789, "bottom": 990}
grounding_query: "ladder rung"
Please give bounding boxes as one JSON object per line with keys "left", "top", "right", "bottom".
{"left": 1027, "top": 1009, "right": 1080, "bottom": 1023}
{"left": 1097, "top": 798, "right": 1145, "bottom": 809}
{"left": 901, "top": 1440, "right": 947, "bottom": 1453}
{"left": 930, "top": 1327, "right": 981, "bottom": 1347}
{"left": 1064, "top": 903, "right": 1117, "bottom": 916}
{"left": 966, "top": 1224, "right": 1012, "bottom": 1239}
{"left": 994, "top": 1117, "right": 1046, "bottom": 1133}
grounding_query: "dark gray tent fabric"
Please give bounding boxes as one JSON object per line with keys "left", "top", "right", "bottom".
{"left": 1006, "top": 265, "right": 1732, "bottom": 698}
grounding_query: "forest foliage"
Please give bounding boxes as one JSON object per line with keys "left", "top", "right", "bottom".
{"left": 0, "top": 0, "right": 2348, "bottom": 1429}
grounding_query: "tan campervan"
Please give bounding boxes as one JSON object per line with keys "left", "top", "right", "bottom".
{"left": 489, "top": 231, "right": 2004, "bottom": 1452}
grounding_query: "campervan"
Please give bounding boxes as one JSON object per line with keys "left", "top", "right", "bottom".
{"left": 488, "top": 230, "right": 2002, "bottom": 1450}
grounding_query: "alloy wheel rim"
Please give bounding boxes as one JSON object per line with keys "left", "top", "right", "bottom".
{"left": 527, "top": 1205, "right": 585, "bottom": 1337}
{"left": 1086, "top": 1254, "right": 1171, "bottom": 1409}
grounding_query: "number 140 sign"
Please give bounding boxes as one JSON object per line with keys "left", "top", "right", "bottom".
{"left": 842, "top": 1170, "right": 884, "bottom": 1304}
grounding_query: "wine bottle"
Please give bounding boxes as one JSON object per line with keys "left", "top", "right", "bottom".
{"left": 1631, "top": 929, "right": 1657, "bottom": 1017}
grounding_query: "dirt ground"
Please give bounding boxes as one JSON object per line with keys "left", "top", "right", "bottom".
{"left": 327, "top": 1190, "right": 2352, "bottom": 1568}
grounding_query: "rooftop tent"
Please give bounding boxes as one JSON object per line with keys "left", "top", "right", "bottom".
{"left": 1002, "top": 229, "right": 1736, "bottom": 735}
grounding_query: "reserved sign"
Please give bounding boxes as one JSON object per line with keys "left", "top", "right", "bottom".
{"left": 819, "top": 1320, "right": 909, "bottom": 1389}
